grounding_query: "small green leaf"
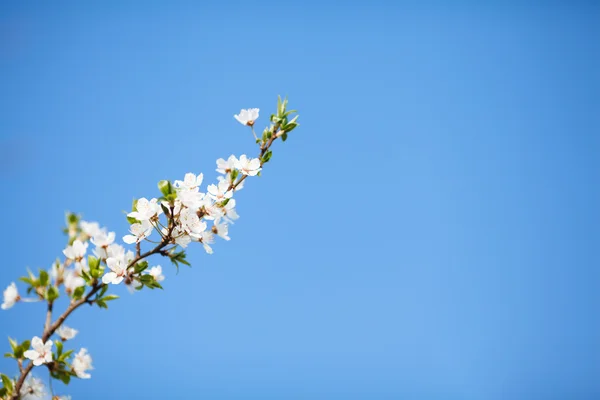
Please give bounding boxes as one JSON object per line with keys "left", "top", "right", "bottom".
{"left": 101, "top": 294, "right": 119, "bottom": 302}
{"left": 96, "top": 299, "right": 108, "bottom": 309}
{"left": 72, "top": 286, "right": 85, "bottom": 300}
{"left": 4, "top": 353, "right": 14, "bottom": 359}
{"left": 46, "top": 286, "right": 59, "bottom": 302}
{"left": 134, "top": 261, "right": 149, "bottom": 274}
{"left": 281, "top": 132, "right": 288, "bottom": 142}
{"left": 55, "top": 341, "right": 63, "bottom": 356}
{"left": 158, "top": 180, "right": 174, "bottom": 196}
{"left": 60, "top": 349, "right": 74, "bottom": 362}
{"left": 261, "top": 150, "right": 273, "bottom": 164}
{"left": 59, "top": 372, "right": 71, "bottom": 384}
{"left": 39, "top": 270, "right": 49, "bottom": 287}
{"left": 8, "top": 338, "right": 17, "bottom": 352}
{"left": 0, "top": 387, "right": 7, "bottom": 397}
{"left": 1, "top": 373, "right": 13, "bottom": 392}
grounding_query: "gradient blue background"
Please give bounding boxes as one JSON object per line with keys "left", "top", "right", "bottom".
{"left": 1, "top": 1, "right": 599, "bottom": 399}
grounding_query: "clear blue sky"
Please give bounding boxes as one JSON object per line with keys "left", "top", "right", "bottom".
{"left": 1, "top": 1, "right": 599, "bottom": 399}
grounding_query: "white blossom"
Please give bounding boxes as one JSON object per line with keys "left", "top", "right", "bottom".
{"left": 95, "top": 242, "right": 125, "bottom": 260}
{"left": 72, "top": 348, "right": 93, "bottom": 379}
{"left": 63, "top": 269, "right": 85, "bottom": 293}
{"left": 174, "top": 172, "right": 204, "bottom": 192}
{"left": 91, "top": 230, "right": 115, "bottom": 249}
{"left": 234, "top": 108, "right": 259, "bottom": 126}
{"left": 102, "top": 256, "right": 128, "bottom": 285}
{"left": 200, "top": 196, "right": 224, "bottom": 221}
{"left": 212, "top": 222, "right": 231, "bottom": 241}
{"left": 163, "top": 226, "right": 192, "bottom": 248}
{"left": 63, "top": 240, "right": 88, "bottom": 267}
{"left": 127, "top": 198, "right": 162, "bottom": 222}
{"left": 218, "top": 173, "right": 244, "bottom": 191}
{"left": 216, "top": 155, "right": 239, "bottom": 174}
{"left": 80, "top": 221, "right": 103, "bottom": 238}
{"left": 198, "top": 231, "right": 215, "bottom": 254}
{"left": 20, "top": 376, "right": 46, "bottom": 400}
{"left": 235, "top": 154, "right": 261, "bottom": 176}
{"left": 179, "top": 208, "right": 207, "bottom": 237}
{"left": 207, "top": 180, "right": 233, "bottom": 202}
{"left": 1, "top": 282, "right": 19, "bottom": 310}
{"left": 56, "top": 325, "right": 78, "bottom": 341}
{"left": 221, "top": 198, "right": 240, "bottom": 223}
{"left": 123, "top": 221, "right": 153, "bottom": 244}
{"left": 49, "top": 261, "right": 64, "bottom": 283}
{"left": 177, "top": 189, "right": 204, "bottom": 209}
{"left": 23, "top": 336, "right": 53, "bottom": 366}
{"left": 148, "top": 266, "right": 165, "bottom": 282}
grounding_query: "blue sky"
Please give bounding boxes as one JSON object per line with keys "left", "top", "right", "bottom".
{"left": 0, "top": 1, "right": 599, "bottom": 399}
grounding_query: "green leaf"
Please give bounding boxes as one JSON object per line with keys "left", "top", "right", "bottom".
{"left": 46, "top": 286, "right": 59, "bottom": 302}
{"left": 134, "top": 261, "right": 149, "bottom": 274}
{"left": 55, "top": 341, "right": 63, "bottom": 356}
{"left": 4, "top": 353, "right": 14, "bottom": 359}
{"left": 8, "top": 337, "right": 17, "bottom": 352}
{"left": 261, "top": 150, "right": 273, "bottom": 164}
{"left": 0, "top": 387, "right": 7, "bottom": 397}
{"left": 283, "top": 122, "right": 298, "bottom": 133}
{"left": 59, "top": 372, "right": 71, "bottom": 385}
{"left": 20, "top": 340, "right": 30, "bottom": 351}
{"left": 72, "top": 286, "right": 85, "bottom": 300}
{"left": 101, "top": 294, "right": 119, "bottom": 302}
{"left": 160, "top": 203, "right": 171, "bottom": 217}
{"left": 18, "top": 276, "right": 34, "bottom": 286}
{"left": 88, "top": 256, "right": 100, "bottom": 270}
{"left": 158, "top": 180, "right": 174, "bottom": 196}
{"left": 60, "top": 349, "right": 74, "bottom": 362}
{"left": 39, "top": 270, "right": 49, "bottom": 287}
{"left": 96, "top": 299, "right": 108, "bottom": 309}
{"left": 281, "top": 132, "right": 288, "bottom": 142}
{"left": 127, "top": 216, "right": 139, "bottom": 225}
{"left": 1, "top": 374, "right": 13, "bottom": 392}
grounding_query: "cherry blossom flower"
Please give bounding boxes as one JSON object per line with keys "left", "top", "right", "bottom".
{"left": 148, "top": 266, "right": 165, "bottom": 282}
{"left": 91, "top": 231, "right": 115, "bottom": 249}
{"left": 235, "top": 154, "right": 261, "bottom": 176}
{"left": 179, "top": 208, "right": 207, "bottom": 237}
{"left": 198, "top": 231, "right": 215, "bottom": 254}
{"left": 80, "top": 221, "right": 102, "bottom": 238}
{"left": 221, "top": 198, "right": 240, "bottom": 223}
{"left": 63, "top": 269, "right": 86, "bottom": 294}
{"left": 56, "top": 325, "right": 78, "bottom": 341}
{"left": 212, "top": 222, "right": 230, "bottom": 241}
{"left": 123, "top": 221, "right": 153, "bottom": 244}
{"left": 127, "top": 198, "right": 162, "bottom": 222}
{"left": 174, "top": 172, "right": 204, "bottom": 192}
{"left": 207, "top": 180, "right": 233, "bottom": 202}
{"left": 72, "top": 348, "right": 93, "bottom": 379}
{"left": 216, "top": 155, "right": 239, "bottom": 174}
{"left": 94, "top": 242, "right": 124, "bottom": 260}
{"left": 234, "top": 108, "right": 259, "bottom": 126}
{"left": 102, "top": 256, "right": 128, "bottom": 285}
{"left": 1, "top": 282, "right": 19, "bottom": 310}
{"left": 200, "top": 196, "right": 224, "bottom": 221}
{"left": 23, "top": 336, "right": 53, "bottom": 366}
{"left": 49, "top": 261, "right": 65, "bottom": 284}
{"left": 20, "top": 376, "right": 46, "bottom": 400}
{"left": 218, "top": 173, "right": 244, "bottom": 191}
{"left": 63, "top": 240, "right": 88, "bottom": 267}
{"left": 177, "top": 189, "right": 204, "bottom": 209}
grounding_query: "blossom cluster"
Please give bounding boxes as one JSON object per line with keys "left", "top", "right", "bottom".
{"left": 0, "top": 98, "right": 299, "bottom": 400}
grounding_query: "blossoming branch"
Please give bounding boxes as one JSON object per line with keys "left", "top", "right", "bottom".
{"left": 0, "top": 97, "right": 299, "bottom": 400}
